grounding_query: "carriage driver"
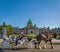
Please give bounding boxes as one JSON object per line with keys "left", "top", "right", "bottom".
{"left": 43, "top": 31, "right": 48, "bottom": 38}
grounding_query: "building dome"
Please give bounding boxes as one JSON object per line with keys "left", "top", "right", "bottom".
{"left": 27, "top": 18, "right": 33, "bottom": 27}
{"left": 27, "top": 18, "right": 32, "bottom": 24}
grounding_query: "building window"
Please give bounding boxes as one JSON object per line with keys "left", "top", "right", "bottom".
{"left": 31, "top": 31, "right": 34, "bottom": 34}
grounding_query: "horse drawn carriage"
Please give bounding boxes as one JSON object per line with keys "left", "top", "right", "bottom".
{"left": 1, "top": 35, "right": 35, "bottom": 52}
{"left": 1, "top": 27, "right": 57, "bottom": 52}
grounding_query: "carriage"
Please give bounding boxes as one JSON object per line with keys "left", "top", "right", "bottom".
{"left": 1, "top": 35, "right": 35, "bottom": 51}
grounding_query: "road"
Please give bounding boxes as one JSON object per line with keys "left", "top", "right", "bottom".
{"left": 0, "top": 39, "right": 60, "bottom": 52}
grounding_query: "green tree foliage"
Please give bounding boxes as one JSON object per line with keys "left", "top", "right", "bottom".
{"left": 6, "top": 25, "right": 14, "bottom": 35}
{"left": 0, "top": 22, "right": 14, "bottom": 35}
{"left": 0, "top": 25, "right": 3, "bottom": 34}
{"left": 0, "top": 22, "right": 6, "bottom": 34}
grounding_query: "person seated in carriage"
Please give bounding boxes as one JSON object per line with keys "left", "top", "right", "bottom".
{"left": 15, "top": 32, "right": 26, "bottom": 46}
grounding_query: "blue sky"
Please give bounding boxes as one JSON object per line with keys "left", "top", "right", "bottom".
{"left": 0, "top": 0, "right": 60, "bottom": 28}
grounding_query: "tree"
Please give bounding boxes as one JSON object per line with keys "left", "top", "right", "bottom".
{"left": 0, "top": 25, "right": 3, "bottom": 34}
{"left": 6, "top": 25, "right": 14, "bottom": 35}
{"left": 0, "top": 22, "right": 14, "bottom": 35}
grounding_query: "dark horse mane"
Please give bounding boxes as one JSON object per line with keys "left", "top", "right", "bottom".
{"left": 36, "top": 33, "right": 42, "bottom": 41}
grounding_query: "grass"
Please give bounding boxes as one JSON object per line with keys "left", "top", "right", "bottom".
{"left": 57, "top": 35, "right": 60, "bottom": 39}
{"left": 10, "top": 34, "right": 36, "bottom": 39}
{"left": 10, "top": 34, "right": 19, "bottom": 37}
{"left": 27, "top": 34, "right": 36, "bottom": 39}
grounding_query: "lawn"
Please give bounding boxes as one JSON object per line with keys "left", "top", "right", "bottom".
{"left": 57, "top": 35, "right": 60, "bottom": 39}
{"left": 10, "top": 34, "right": 36, "bottom": 39}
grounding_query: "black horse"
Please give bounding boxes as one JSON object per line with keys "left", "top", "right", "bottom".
{"left": 35, "top": 32, "right": 57, "bottom": 49}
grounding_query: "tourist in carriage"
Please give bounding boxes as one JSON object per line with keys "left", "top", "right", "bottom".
{"left": 15, "top": 32, "right": 26, "bottom": 46}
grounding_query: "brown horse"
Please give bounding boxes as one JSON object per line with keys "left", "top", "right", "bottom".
{"left": 35, "top": 32, "right": 57, "bottom": 49}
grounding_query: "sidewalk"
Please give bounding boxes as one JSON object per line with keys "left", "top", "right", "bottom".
{"left": 52, "top": 39, "right": 60, "bottom": 43}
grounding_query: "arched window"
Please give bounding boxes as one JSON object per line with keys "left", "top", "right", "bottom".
{"left": 31, "top": 30, "right": 34, "bottom": 34}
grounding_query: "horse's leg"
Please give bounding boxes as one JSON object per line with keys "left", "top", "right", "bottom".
{"left": 34, "top": 42, "right": 37, "bottom": 48}
{"left": 50, "top": 40, "right": 55, "bottom": 49}
{"left": 42, "top": 41, "right": 47, "bottom": 49}
{"left": 34, "top": 41, "right": 41, "bottom": 49}
{"left": 34, "top": 41, "right": 38, "bottom": 48}
{"left": 39, "top": 45, "right": 42, "bottom": 49}
{"left": 37, "top": 41, "right": 42, "bottom": 49}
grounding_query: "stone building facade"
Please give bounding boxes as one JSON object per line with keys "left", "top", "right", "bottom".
{"left": 13, "top": 19, "right": 39, "bottom": 35}
{"left": 13, "top": 19, "right": 60, "bottom": 35}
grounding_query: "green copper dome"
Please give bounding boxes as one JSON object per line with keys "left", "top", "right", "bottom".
{"left": 28, "top": 18, "right": 32, "bottom": 24}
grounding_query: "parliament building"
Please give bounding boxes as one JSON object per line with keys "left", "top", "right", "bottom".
{"left": 13, "top": 19, "right": 40, "bottom": 35}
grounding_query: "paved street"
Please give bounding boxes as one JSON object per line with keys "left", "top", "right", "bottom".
{"left": 10, "top": 45, "right": 60, "bottom": 52}
{"left": 0, "top": 39, "right": 60, "bottom": 52}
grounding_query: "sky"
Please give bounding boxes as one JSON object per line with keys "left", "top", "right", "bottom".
{"left": 0, "top": 0, "right": 60, "bottom": 29}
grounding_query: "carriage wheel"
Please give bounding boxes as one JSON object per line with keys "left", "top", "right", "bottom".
{"left": 1, "top": 43, "right": 11, "bottom": 52}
